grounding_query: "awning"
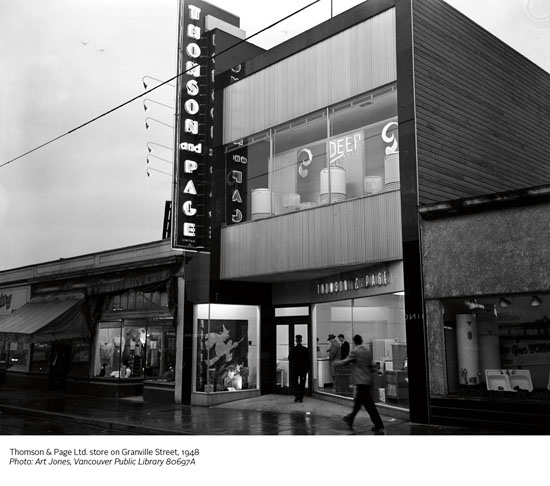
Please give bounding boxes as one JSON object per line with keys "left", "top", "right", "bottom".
{"left": 0, "top": 296, "right": 90, "bottom": 342}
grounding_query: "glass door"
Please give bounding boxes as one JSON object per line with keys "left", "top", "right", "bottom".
{"left": 275, "top": 317, "right": 311, "bottom": 394}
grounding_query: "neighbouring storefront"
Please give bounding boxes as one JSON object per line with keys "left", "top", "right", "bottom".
{"left": 0, "top": 240, "right": 184, "bottom": 400}
{"left": 90, "top": 279, "right": 178, "bottom": 400}
{"left": 420, "top": 189, "right": 550, "bottom": 431}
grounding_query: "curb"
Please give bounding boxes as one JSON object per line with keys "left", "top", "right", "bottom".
{"left": 0, "top": 404, "right": 194, "bottom": 435}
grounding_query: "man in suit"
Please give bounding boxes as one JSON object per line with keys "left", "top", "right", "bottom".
{"left": 288, "top": 335, "right": 310, "bottom": 402}
{"left": 327, "top": 334, "right": 341, "bottom": 387}
{"left": 338, "top": 334, "right": 350, "bottom": 359}
{"left": 334, "top": 334, "right": 385, "bottom": 434}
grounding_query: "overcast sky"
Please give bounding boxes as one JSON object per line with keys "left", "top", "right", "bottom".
{"left": 1, "top": 0, "right": 549, "bottom": 272}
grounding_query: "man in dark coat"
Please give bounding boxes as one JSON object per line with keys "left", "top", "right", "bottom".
{"left": 288, "top": 335, "right": 310, "bottom": 402}
{"left": 338, "top": 334, "right": 350, "bottom": 359}
{"left": 334, "top": 334, "right": 385, "bottom": 434}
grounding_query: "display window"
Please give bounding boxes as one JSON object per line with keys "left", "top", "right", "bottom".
{"left": 94, "top": 319, "right": 175, "bottom": 382}
{"left": 442, "top": 294, "right": 550, "bottom": 401}
{"left": 4, "top": 337, "right": 31, "bottom": 372}
{"left": 144, "top": 322, "right": 176, "bottom": 382}
{"left": 103, "top": 288, "right": 169, "bottom": 312}
{"left": 30, "top": 342, "right": 51, "bottom": 373}
{"left": 194, "top": 304, "right": 260, "bottom": 393}
{"left": 313, "top": 293, "right": 408, "bottom": 408}
{"left": 68, "top": 339, "right": 91, "bottom": 377}
{"left": 0, "top": 340, "right": 7, "bottom": 369}
{"left": 225, "top": 85, "right": 398, "bottom": 223}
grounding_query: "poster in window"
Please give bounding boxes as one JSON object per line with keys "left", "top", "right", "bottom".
{"left": 196, "top": 319, "right": 248, "bottom": 392}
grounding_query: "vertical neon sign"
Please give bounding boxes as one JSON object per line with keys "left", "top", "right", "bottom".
{"left": 173, "top": 3, "right": 209, "bottom": 250}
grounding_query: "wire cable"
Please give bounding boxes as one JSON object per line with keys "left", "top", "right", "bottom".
{"left": 0, "top": 0, "right": 321, "bottom": 169}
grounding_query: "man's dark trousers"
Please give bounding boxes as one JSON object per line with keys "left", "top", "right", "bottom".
{"left": 291, "top": 370, "right": 308, "bottom": 401}
{"left": 349, "top": 384, "right": 384, "bottom": 430}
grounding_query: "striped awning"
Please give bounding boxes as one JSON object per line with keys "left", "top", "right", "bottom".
{"left": 0, "top": 297, "right": 89, "bottom": 341}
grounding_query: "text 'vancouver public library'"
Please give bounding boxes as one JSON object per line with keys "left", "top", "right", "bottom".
{"left": 2, "top": 0, "right": 550, "bottom": 431}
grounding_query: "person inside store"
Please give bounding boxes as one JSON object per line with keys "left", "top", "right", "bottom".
{"left": 328, "top": 334, "right": 341, "bottom": 388}
{"left": 334, "top": 334, "right": 385, "bottom": 434}
{"left": 336, "top": 333, "right": 351, "bottom": 395}
{"left": 288, "top": 335, "right": 310, "bottom": 402}
{"left": 338, "top": 334, "right": 350, "bottom": 359}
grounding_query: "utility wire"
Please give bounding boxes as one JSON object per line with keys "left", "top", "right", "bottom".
{"left": 0, "top": 0, "right": 321, "bottom": 169}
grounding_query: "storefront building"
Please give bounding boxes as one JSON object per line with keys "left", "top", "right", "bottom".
{"left": 420, "top": 188, "right": 550, "bottom": 432}
{"left": 169, "top": 0, "right": 412, "bottom": 419}
{"left": 1, "top": 0, "right": 549, "bottom": 431}
{"left": 0, "top": 240, "right": 185, "bottom": 402}
{"left": 177, "top": 0, "right": 550, "bottom": 427}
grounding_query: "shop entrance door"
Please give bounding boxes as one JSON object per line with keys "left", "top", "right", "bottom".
{"left": 275, "top": 319, "right": 311, "bottom": 395}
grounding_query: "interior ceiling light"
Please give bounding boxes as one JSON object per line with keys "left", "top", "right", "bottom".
{"left": 499, "top": 297, "right": 512, "bottom": 308}
{"left": 531, "top": 295, "right": 542, "bottom": 307}
{"left": 465, "top": 299, "right": 485, "bottom": 310}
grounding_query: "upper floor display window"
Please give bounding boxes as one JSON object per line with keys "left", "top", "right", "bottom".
{"left": 225, "top": 85, "right": 398, "bottom": 225}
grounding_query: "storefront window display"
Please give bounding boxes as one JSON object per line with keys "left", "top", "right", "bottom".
{"left": 4, "top": 338, "right": 31, "bottom": 372}
{"left": 0, "top": 340, "right": 7, "bottom": 369}
{"left": 94, "top": 319, "right": 176, "bottom": 382}
{"left": 442, "top": 294, "right": 550, "bottom": 401}
{"left": 194, "top": 304, "right": 260, "bottom": 393}
{"left": 68, "top": 339, "right": 91, "bottom": 378}
{"left": 30, "top": 342, "right": 51, "bottom": 373}
{"left": 144, "top": 323, "right": 176, "bottom": 381}
{"left": 225, "top": 85, "right": 398, "bottom": 223}
{"left": 314, "top": 293, "right": 408, "bottom": 407}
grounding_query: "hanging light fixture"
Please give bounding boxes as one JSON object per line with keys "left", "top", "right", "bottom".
{"left": 143, "top": 98, "right": 174, "bottom": 112}
{"left": 530, "top": 295, "right": 542, "bottom": 307}
{"left": 147, "top": 142, "right": 173, "bottom": 153}
{"left": 465, "top": 299, "right": 485, "bottom": 310}
{"left": 499, "top": 297, "right": 512, "bottom": 308}
{"left": 146, "top": 154, "right": 172, "bottom": 166}
{"left": 145, "top": 117, "right": 174, "bottom": 130}
{"left": 142, "top": 76, "right": 175, "bottom": 90}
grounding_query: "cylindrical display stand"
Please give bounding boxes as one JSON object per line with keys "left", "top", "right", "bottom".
{"left": 320, "top": 166, "right": 346, "bottom": 203}
{"left": 251, "top": 188, "right": 272, "bottom": 220}
{"left": 384, "top": 152, "right": 400, "bottom": 191}
{"left": 456, "top": 314, "right": 480, "bottom": 385}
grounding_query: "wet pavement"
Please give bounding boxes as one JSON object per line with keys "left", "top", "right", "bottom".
{"left": 0, "top": 387, "right": 497, "bottom": 435}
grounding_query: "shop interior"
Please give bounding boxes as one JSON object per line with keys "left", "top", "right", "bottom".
{"left": 443, "top": 293, "right": 550, "bottom": 401}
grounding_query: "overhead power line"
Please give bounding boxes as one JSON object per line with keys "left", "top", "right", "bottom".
{"left": 0, "top": 0, "right": 321, "bottom": 169}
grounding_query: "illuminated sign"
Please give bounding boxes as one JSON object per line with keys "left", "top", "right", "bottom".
{"left": 316, "top": 267, "right": 390, "bottom": 296}
{"left": 329, "top": 132, "right": 362, "bottom": 165}
{"left": 173, "top": 3, "right": 211, "bottom": 249}
{"left": 225, "top": 62, "right": 246, "bottom": 226}
{"left": 382, "top": 121, "right": 399, "bottom": 154}
{"left": 226, "top": 146, "right": 247, "bottom": 224}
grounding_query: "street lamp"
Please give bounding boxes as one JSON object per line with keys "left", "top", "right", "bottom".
{"left": 147, "top": 154, "right": 173, "bottom": 166}
{"left": 143, "top": 98, "right": 174, "bottom": 112}
{"left": 142, "top": 76, "right": 175, "bottom": 90}
{"left": 145, "top": 117, "right": 174, "bottom": 130}
{"left": 147, "top": 142, "right": 173, "bottom": 153}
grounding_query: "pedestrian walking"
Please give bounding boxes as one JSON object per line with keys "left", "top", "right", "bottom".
{"left": 334, "top": 334, "right": 385, "bottom": 434}
{"left": 288, "top": 334, "right": 310, "bottom": 402}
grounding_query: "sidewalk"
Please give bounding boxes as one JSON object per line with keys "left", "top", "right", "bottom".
{"left": 0, "top": 387, "right": 487, "bottom": 435}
